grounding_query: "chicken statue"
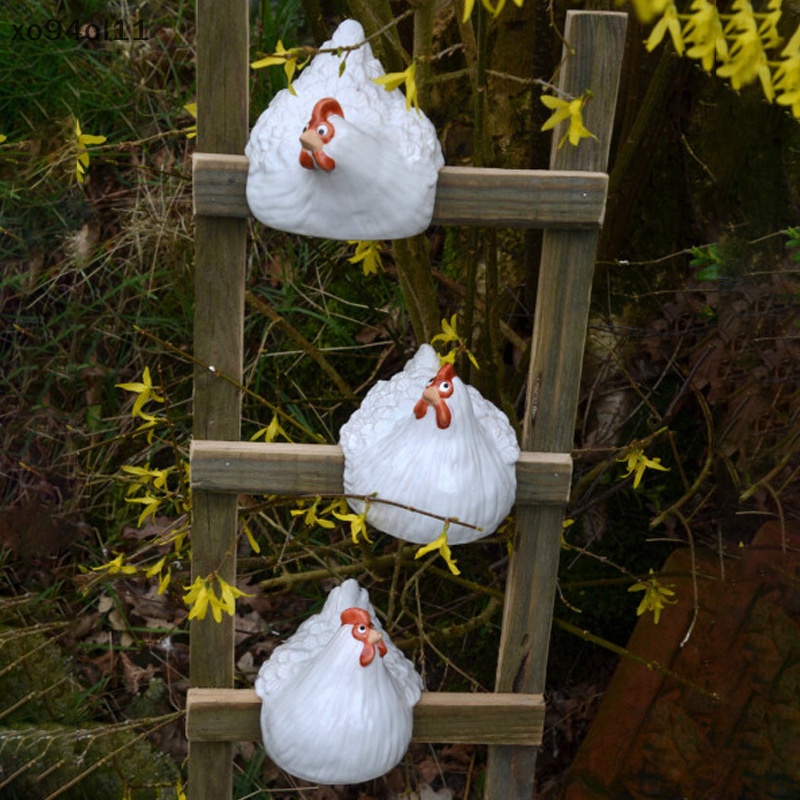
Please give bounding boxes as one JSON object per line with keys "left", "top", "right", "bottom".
{"left": 255, "top": 579, "right": 422, "bottom": 785}
{"left": 339, "top": 344, "right": 520, "bottom": 573}
{"left": 245, "top": 19, "right": 444, "bottom": 241}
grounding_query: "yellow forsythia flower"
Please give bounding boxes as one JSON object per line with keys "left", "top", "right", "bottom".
{"left": 431, "top": 313, "right": 460, "bottom": 346}
{"left": 431, "top": 314, "right": 480, "bottom": 369}
{"left": 617, "top": 447, "right": 670, "bottom": 489}
{"left": 243, "top": 522, "right": 261, "bottom": 554}
{"left": 251, "top": 413, "right": 289, "bottom": 443}
{"left": 774, "top": 27, "right": 800, "bottom": 116}
{"left": 646, "top": 1, "right": 685, "bottom": 55}
{"left": 116, "top": 366, "right": 165, "bottom": 419}
{"left": 347, "top": 241, "right": 384, "bottom": 276}
{"left": 291, "top": 496, "right": 337, "bottom": 529}
{"left": 125, "top": 494, "right": 161, "bottom": 527}
{"left": 332, "top": 502, "right": 372, "bottom": 544}
{"left": 717, "top": 0, "right": 774, "bottom": 99}
{"left": 628, "top": 0, "right": 670, "bottom": 25}
{"left": 462, "top": 0, "right": 524, "bottom": 22}
{"left": 121, "top": 464, "right": 173, "bottom": 493}
{"left": 145, "top": 556, "right": 172, "bottom": 594}
{"left": 184, "top": 577, "right": 210, "bottom": 621}
{"left": 92, "top": 553, "right": 137, "bottom": 575}
{"left": 755, "top": 0, "right": 783, "bottom": 49}
{"left": 251, "top": 41, "right": 306, "bottom": 95}
{"left": 628, "top": 569, "right": 677, "bottom": 624}
{"left": 184, "top": 575, "right": 252, "bottom": 623}
{"left": 414, "top": 525, "right": 460, "bottom": 575}
{"left": 182, "top": 103, "right": 197, "bottom": 139}
{"left": 373, "top": 64, "right": 419, "bottom": 113}
{"left": 682, "top": 0, "right": 729, "bottom": 71}
{"left": 75, "top": 118, "right": 106, "bottom": 184}
{"left": 540, "top": 92, "right": 598, "bottom": 149}
{"left": 145, "top": 556, "right": 166, "bottom": 578}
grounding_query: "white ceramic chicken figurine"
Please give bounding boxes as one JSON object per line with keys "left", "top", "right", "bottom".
{"left": 339, "top": 344, "right": 520, "bottom": 573}
{"left": 245, "top": 19, "right": 444, "bottom": 241}
{"left": 255, "top": 579, "right": 422, "bottom": 785}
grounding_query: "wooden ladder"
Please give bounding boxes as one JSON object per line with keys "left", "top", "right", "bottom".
{"left": 185, "top": 5, "right": 627, "bottom": 798}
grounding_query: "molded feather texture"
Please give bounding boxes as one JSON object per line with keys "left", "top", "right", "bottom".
{"left": 259, "top": 627, "right": 414, "bottom": 783}
{"left": 339, "top": 344, "right": 442, "bottom": 455}
{"left": 255, "top": 580, "right": 422, "bottom": 784}
{"left": 339, "top": 345, "right": 520, "bottom": 544}
{"left": 245, "top": 19, "right": 444, "bottom": 241}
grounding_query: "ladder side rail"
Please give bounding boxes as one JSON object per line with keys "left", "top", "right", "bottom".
{"left": 189, "top": 1, "right": 249, "bottom": 799}
{"left": 185, "top": 9, "right": 626, "bottom": 799}
{"left": 484, "top": 11, "right": 628, "bottom": 799}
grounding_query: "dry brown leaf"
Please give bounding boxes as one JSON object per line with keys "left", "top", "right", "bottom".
{"left": 120, "top": 651, "right": 157, "bottom": 694}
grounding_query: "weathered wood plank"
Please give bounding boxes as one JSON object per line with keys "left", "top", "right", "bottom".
{"left": 485, "top": 11, "right": 628, "bottom": 800}
{"left": 192, "top": 153, "right": 608, "bottom": 229}
{"left": 190, "top": 2, "right": 249, "bottom": 799}
{"left": 189, "top": 440, "right": 572, "bottom": 505}
{"left": 191, "top": 153, "right": 250, "bottom": 218}
{"left": 186, "top": 688, "right": 544, "bottom": 745}
{"left": 432, "top": 166, "right": 607, "bottom": 228}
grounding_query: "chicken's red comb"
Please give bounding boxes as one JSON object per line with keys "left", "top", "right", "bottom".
{"left": 310, "top": 96, "right": 344, "bottom": 121}
{"left": 340, "top": 607, "right": 371, "bottom": 627}
{"left": 432, "top": 363, "right": 457, "bottom": 383}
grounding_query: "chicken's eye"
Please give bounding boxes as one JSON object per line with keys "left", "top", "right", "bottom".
{"left": 317, "top": 124, "right": 329, "bottom": 137}
{"left": 302, "top": 124, "right": 308, "bottom": 132}
{"left": 439, "top": 381, "right": 451, "bottom": 393}
{"left": 356, "top": 624, "right": 367, "bottom": 634}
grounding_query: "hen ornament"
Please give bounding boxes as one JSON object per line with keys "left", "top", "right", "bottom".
{"left": 255, "top": 579, "right": 422, "bottom": 784}
{"left": 339, "top": 344, "right": 520, "bottom": 573}
{"left": 245, "top": 19, "right": 444, "bottom": 240}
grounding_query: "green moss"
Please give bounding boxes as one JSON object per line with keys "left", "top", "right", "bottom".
{"left": 0, "top": 626, "right": 178, "bottom": 799}
{"left": 0, "top": 722, "right": 178, "bottom": 800}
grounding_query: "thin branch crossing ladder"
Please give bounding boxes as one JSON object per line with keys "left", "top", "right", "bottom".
{"left": 186, "top": 5, "right": 627, "bottom": 798}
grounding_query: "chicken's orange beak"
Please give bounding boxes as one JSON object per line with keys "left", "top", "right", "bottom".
{"left": 421, "top": 385, "right": 439, "bottom": 406}
{"left": 413, "top": 385, "right": 438, "bottom": 420}
{"left": 414, "top": 386, "right": 452, "bottom": 429}
{"left": 359, "top": 629, "right": 387, "bottom": 666}
{"left": 299, "top": 130, "right": 336, "bottom": 171}
{"left": 370, "top": 629, "right": 388, "bottom": 659}
{"left": 299, "top": 128, "right": 324, "bottom": 153}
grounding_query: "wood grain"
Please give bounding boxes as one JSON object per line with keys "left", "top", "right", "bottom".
{"left": 190, "top": 1, "right": 249, "bottom": 798}
{"left": 433, "top": 166, "right": 607, "bottom": 228}
{"left": 485, "top": 11, "right": 628, "bottom": 800}
{"left": 186, "top": 688, "right": 545, "bottom": 746}
{"left": 192, "top": 154, "right": 608, "bottom": 229}
{"left": 189, "top": 441, "right": 572, "bottom": 505}
{"left": 187, "top": 9, "right": 625, "bottom": 798}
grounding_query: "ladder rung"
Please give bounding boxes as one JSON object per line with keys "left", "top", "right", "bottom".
{"left": 189, "top": 441, "right": 572, "bottom": 505}
{"left": 186, "top": 688, "right": 544, "bottom": 745}
{"left": 192, "top": 153, "right": 608, "bottom": 229}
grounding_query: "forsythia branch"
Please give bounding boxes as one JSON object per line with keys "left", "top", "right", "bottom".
{"left": 631, "top": 0, "right": 800, "bottom": 118}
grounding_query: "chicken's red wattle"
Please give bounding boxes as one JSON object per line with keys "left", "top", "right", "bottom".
{"left": 413, "top": 363, "right": 456, "bottom": 429}
{"left": 245, "top": 18, "right": 445, "bottom": 240}
{"left": 339, "top": 344, "right": 520, "bottom": 548}
{"left": 299, "top": 97, "right": 343, "bottom": 171}
{"left": 341, "top": 607, "right": 387, "bottom": 666}
{"left": 254, "top": 578, "right": 422, "bottom": 785}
